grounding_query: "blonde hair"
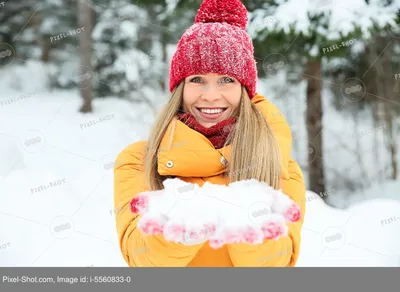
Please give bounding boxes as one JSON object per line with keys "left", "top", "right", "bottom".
{"left": 144, "top": 81, "right": 282, "bottom": 191}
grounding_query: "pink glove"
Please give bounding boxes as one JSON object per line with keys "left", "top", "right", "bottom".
{"left": 130, "top": 178, "right": 301, "bottom": 248}
{"left": 206, "top": 179, "right": 301, "bottom": 249}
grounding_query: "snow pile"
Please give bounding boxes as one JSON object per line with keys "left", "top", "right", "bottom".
{"left": 0, "top": 60, "right": 49, "bottom": 93}
{"left": 130, "top": 178, "right": 301, "bottom": 248}
{"left": 297, "top": 191, "right": 400, "bottom": 266}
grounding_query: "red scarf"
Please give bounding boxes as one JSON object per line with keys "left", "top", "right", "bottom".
{"left": 176, "top": 112, "right": 237, "bottom": 149}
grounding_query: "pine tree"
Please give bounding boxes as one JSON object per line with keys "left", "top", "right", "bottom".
{"left": 250, "top": 0, "right": 400, "bottom": 194}
{"left": 91, "top": 0, "right": 166, "bottom": 113}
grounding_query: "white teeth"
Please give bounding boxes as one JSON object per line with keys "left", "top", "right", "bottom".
{"left": 200, "top": 108, "right": 224, "bottom": 114}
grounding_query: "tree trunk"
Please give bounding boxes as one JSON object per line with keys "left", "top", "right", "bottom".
{"left": 371, "top": 102, "right": 383, "bottom": 181}
{"left": 77, "top": 0, "right": 93, "bottom": 113}
{"left": 40, "top": 40, "right": 51, "bottom": 62}
{"left": 353, "top": 108, "right": 370, "bottom": 189}
{"left": 385, "top": 106, "right": 398, "bottom": 179}
{"left": 30, "top": 13, "right": 50, "bottom": 63}
{"left": 305, "top": 59, "right": 325, "bottom": 195}
{"left": 365, "top": 40, "right": 384, "bottom": 182}
{"left": 380, "top": 38, "right": 398, "bottom": 180}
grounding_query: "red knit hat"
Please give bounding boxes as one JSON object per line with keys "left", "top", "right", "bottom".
{"left": 169, "top": 0, "right": 258, "bottom": 99}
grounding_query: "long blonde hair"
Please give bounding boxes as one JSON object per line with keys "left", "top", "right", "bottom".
{"left": 144, "top": 81, "right": 282, "bottom": 191}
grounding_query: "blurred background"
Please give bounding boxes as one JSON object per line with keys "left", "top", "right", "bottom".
{"left": 0, "top": 0, "right": 399, "bottom": 267}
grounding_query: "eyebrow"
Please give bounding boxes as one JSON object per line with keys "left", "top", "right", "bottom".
{"left": 187, "top": 75, "right": 234, "bottom": 78}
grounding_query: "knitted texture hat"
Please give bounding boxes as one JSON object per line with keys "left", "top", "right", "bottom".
{"left": 169, "top": 0, "right": 258, "bottom": 99}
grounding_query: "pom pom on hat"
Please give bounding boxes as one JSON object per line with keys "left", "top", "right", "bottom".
{"left": 194, "top": 0, "right": 248, "bottom": 30}
{"left": 169, "top": 0, "right": 258, "bottom": 99}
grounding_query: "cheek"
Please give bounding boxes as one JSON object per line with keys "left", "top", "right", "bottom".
{"left": 183, "top": 87, "right": 200, "bottom": 108}
{"left": 225, "top": 86, "right": 241, "bottom": 108}
{"left": 228, "top": 96, "right": 240, "bottom": 108}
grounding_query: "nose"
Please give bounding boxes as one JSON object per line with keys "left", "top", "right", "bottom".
{"left": 201, "top": 83, "right": 221, "bottom": 102}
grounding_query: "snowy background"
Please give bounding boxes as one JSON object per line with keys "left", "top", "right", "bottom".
{"left": 0, "top": 0, "right": 400, "bottom": 266}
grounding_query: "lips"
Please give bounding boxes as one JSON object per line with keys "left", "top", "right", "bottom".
{"left": 195, "top": 107, "right": 228, "bottom": 121}
{"left": 196, "top": 107, "right": 227, "bottom": 112}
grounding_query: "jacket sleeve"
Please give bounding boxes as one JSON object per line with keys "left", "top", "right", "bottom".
{"left": 114, "top": 141, "right": 205, "bottom": 267}
{"left": 227, "top": 158, "right": 306, "bottom": 267}
{"left": 227, "top": 94, "right": 306, "bottom": 267}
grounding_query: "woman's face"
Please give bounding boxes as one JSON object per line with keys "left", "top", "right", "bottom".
{"left": 182, "top": 73, "right": 241, "bottom": 128}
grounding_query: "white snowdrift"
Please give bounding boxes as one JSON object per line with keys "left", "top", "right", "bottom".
{"left": 297, "top": 191, "right": 400, "bottom": 266}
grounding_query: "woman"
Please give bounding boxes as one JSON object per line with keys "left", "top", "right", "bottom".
{"left": 114, "top": 0, "right": 306, "bottom": 267}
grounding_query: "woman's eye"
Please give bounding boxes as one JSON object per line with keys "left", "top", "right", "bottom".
{"left": 190, "top": 77, "right": 202, "bottom": 83}
{"left": 221, "top": 77, "right": 234, "bottom": 83}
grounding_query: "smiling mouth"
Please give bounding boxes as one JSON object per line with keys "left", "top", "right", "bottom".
{"left": 196, "top": 107, "right": 228, "bottom": 114}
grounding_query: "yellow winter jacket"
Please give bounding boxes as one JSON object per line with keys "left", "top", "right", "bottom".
{"left": 113, "top": 93, "right": 306, "bottom": 267}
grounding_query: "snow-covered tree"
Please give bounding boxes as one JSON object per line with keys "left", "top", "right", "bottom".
{"left": 91, "top": 0, "right": 166, "bottom": 113}
{"left": 0, "top": 0, "right": 37, "bottom": 62}
{"left": 249, "top": 0, "right": 400, "bottom": 194}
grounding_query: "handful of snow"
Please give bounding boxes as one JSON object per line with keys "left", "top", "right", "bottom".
{"left": 130, "top": 178, "right": 301, "bottom": 249}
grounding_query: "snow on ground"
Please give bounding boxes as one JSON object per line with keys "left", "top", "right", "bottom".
{"left": 297, "top": 189, "right": 400, "bottom": 266}
{"left": 0, "top": 70, "right": 157, "bottom": 266}
{"left": 0, "top": 62, "right": 399, "bottom": 266}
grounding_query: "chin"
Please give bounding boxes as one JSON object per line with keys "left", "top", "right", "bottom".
{"left": 200, "top": 121, "right": 217, "bottom": 128}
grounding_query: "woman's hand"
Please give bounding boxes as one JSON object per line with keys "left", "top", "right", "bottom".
{"left": 205, "top": 179, "right": 300, "bottom": 248}
{"left": 130, "top": 179, "right": 220, "bottom": 245}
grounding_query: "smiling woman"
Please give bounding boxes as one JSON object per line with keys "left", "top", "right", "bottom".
{"left": 114, "top": 0, "right": 306, "bottom": 267}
